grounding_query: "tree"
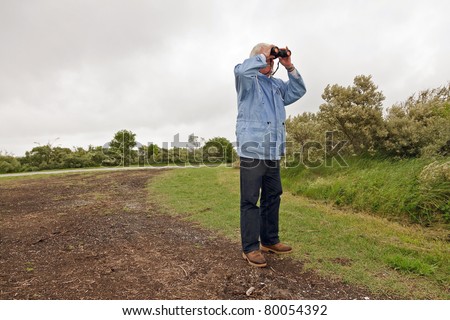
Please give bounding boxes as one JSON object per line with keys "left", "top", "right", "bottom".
{"left": 203, "top": 137, "right": 236, "bottom": 164}
{"left": 25, "top": 144, "right": 53, "bottom": 169}
{"left": 108, "top": 130, "right": 137, "bottom": 166}
{"left": 87, "top": 145, "right": 108, "bottom": 167}
{"left": 285, "top": 112, "right": 325, "bottom": 147}
{"left": 318, "top": 75, "right": 386, "bottom": 155}
{"left": 0, "top": 153, "right": 21, "bottom": 173}
{"left": 383, "top": 84, "right": 450, "bottom": 157}
{"left": 145, "top": 143, "right": 161, "bottom": 164}
{"left": 285, "top": 112, "right": 327, "bottom": 165}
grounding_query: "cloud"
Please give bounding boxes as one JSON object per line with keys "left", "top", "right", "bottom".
{"left": 0, "top": 0, "right": 449, "bottom": 155}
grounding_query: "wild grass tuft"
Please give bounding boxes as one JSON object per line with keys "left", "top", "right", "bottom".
{"left": 282, "top": 157, "right": 450, "bottom": 225}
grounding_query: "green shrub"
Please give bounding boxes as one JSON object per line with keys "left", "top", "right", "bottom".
{"left": 0, "top": 155, "right": 21, "bottom": 173}
{"left": 383, "top": 85, "right": 450, "bottom": 158}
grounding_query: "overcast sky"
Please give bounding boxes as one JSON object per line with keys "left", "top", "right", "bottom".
{"left": 1, "top": 0, "right": 449, "bottom": 156}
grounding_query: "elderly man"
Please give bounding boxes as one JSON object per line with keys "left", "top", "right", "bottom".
{"left": 234, "top": 43, "right": 306, "bottom": 267}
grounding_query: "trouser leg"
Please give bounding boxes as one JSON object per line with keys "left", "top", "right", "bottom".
{"left": 260, "top": 160, "right": 282, "bottom": 246}
{"left": 240, "top": 157, "right": 265, "bottom": 253}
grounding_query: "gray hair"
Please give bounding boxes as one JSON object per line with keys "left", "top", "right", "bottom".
{"left": 249, "top": 43, "right": 271, "bottom": 57}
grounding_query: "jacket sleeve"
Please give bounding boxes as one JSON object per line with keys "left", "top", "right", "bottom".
{"left": 234, "top": 54, "right": 267, "bottom": 93}
{"left": 235, "top": 54, "right": 267, "bottom": 78}
{"left": 279, "top": 69, "right": 307, "bottom": 106}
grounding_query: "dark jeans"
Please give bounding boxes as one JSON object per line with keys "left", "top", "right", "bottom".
{"left": 240, "top": 157, "right": 282, "bottom": 253}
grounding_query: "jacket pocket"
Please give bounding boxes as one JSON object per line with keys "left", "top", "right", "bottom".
{"left": 237, "top": 121, "right": 270, "bottom": 142}
{"left": 237, "top": 121, "right": 272, "bottom": 158}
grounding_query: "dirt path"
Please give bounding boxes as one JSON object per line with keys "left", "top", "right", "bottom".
{"left": 0, "top": 170, "right": 382, "bottom": 299}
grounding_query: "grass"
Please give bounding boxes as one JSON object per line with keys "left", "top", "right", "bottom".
{"left": 282, "top": 157, "right": 450, "bottom": 225}
{"left": 148, "top": 166, "right": 450, "bottom": 299}
{"left": 148, "top": 167, "right": 241, "bottom": 238}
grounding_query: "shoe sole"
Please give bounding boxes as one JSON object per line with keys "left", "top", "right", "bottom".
{"left": 242, "top": 252, "right": 267, "bottom": 268}
{"left": 260, "top": 245, "right": 293, "bottom": 254}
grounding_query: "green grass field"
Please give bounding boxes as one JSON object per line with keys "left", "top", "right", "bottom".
{"left": 148, "top": 165, "right": 450, "bottom": 299}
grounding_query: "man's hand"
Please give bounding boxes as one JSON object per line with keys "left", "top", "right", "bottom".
{"left": 279, "top": 46, "right": 294, "bottom": 70}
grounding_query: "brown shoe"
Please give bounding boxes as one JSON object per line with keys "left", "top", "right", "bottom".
{"left": 261, "top": 242, "right": 292, "bottom": 254}
{"left": 242, "top": 250, "right": 267, "bottom": 267}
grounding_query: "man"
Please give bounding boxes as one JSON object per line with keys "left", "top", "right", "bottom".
{"left": 234, "top": 43, "right": 306, "bottom": 267}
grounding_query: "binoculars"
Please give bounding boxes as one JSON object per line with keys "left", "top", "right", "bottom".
{"left": 270, "top": 46, "right": 291, "bottom": 58}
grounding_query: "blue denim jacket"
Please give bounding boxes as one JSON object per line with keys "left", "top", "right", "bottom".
{"left": 234, "top": 54, "right": 306, "bottom": 160}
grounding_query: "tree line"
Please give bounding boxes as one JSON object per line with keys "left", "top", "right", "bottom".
{"left": 0, "top": 133, "right": 236, "bottom": 174}
{"left": 285, "top": 75, "right": 450, "bottom": 161}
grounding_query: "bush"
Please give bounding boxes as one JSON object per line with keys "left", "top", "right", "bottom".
{"left": 286, "top": 79, "right": 449, "bottom": 159}
{"left": 202, "top": 137, "right": 236, "bottom": 164}
{"left": 383, "top": 85, "right": 450, "bottom": 158}
{"left": 318, "top": 75, "right": 386, "bottom": 155}
{"left": 0, "top": 155, "right": 21, "bottom": 173}
{"left": 285, "top": 112, "right": 327, "bottom": 165}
